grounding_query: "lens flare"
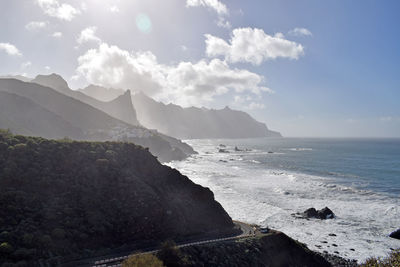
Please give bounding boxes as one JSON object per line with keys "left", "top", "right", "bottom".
{"left": 136, "top": 13, "right": 152, "bottom": 34}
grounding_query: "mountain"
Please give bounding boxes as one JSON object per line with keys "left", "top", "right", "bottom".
{"left": 0, "top": 91, "right": 84, "bottom": 139}
{"left": 0, "top": 131, "right": 234, "bottom": 266}
{"left": 80, "top": 85, "right": 281, "bottom": 139}
{"left": 0, "top": 78, "right": 195, "bottom": 162}
{"left": 79, "top": 84, "right": 125, "bottom": 102}
{"left": 32, "top": 74, "right": 139, "bottom": 126}
{"left": 0, "top": 74, "right": 32, "bottom": 82}
{"left": 132, "top": 91, "right": 282, "bottom": 139}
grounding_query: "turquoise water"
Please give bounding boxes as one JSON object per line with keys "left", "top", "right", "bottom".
{"left": 221, "top": 138, "right": 400, "bottom": 197}
{"left": 169, "top": 138, "right": 400, "bottom": 262}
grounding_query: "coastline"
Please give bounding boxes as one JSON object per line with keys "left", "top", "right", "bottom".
{"left": 167, "top": 137, "right": 400, "bottom": 262}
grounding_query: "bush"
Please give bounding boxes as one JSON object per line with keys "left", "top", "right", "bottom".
{"left": 122, "top": 254, "right": 165, "bottom": 267}
{"left": 0, "top": 242, "right": 13, "bottom": 255}
{"left": 360, "top": 249, "right": 400, "bottom": 267}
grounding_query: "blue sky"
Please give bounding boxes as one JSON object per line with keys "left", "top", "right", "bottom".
{"left": 0, "top": 0, "right": 399, "bottom": 137}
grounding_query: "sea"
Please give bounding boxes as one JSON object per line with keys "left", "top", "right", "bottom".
{"left": 167, "top": 138, "right": 400, "bottom": 262}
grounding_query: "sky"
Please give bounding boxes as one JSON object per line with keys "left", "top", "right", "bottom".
{"left": 0, "top": 0, "right": 399, "bottom": 138}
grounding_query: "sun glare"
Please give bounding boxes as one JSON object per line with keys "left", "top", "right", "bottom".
{"left": 136, "top": 13, "right": 152, "bottom": 34}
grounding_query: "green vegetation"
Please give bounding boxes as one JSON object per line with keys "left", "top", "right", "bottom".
{"left": 360, "top": 249, "right": 400, "bottom": 267}
{"left": 122, "top": 254, "right": 165, "bottom": 267}
{"left": 156, "top": 240, "right": 190, "bottom": 267}
{"left": 0, "top": 130, "right": 233, "bottom": 266}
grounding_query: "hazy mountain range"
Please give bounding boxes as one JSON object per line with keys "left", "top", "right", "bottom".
{"left": 0, "top": 73, "right": 280, "bottom": 160}
{"left": 79, "top": 83, "right": 281, "bottom": 139}
{"left": 0, "top": 77, "right": 194, "bottom": 162}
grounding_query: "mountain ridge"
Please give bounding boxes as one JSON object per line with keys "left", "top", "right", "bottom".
{"left": 0, "top": 78, "right": 195, "bottom": 162}
{"left": 79, "top": 85, "right": 282, "bottom": 139}
{"left": 32, "top": 74, "right": 139, "bottom": 126}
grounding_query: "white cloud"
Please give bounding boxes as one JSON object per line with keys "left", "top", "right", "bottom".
{"left": 288, "top": 27, "right": 312, "bottom": 37}
{"left": 21, "top": 61, "right": 32, "bottom": 69}
{"left": 205, "top": 28, "right": 305, "bottom": 65}
{"left": 25, "top": 21, "right": 48, "bottom": 31}
{"left": 36, "top": 0, "right": 80, "bottom": 21}
{"left": 76, "top": 43, "right": 272, "bottom": 107}
{"left": 52, "top": 31, "right": 63, "bottom": 38}
{"left": 216, "top": 17, "right": 231, "bottom": 29}
{"left": 186, "top": 0, "right": 228, "bottom": 15}
{"left": 0, "top": 43, "right": 22, "bottom": 56}
{"left": 186, "top": 0, "right": 230, "bottom": 29}
{"left": 77, "top": 26, "right": 101, "bottom": 44}
{"left": 45, "top": 66, "right": 51, "bottom": 70}
{"left": 110, "top": 5, "right": 120, "bottom": 13}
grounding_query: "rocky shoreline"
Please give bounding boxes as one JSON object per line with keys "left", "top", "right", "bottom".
{"left": 318, "top": 252, "right": 358, "bottom": 267}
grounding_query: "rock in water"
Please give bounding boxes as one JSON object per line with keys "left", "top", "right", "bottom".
{"left": 300, "top": 207, "right": 335, "bottom": 220}
{"left": 303, "top": 208, "right": 319, "bottom": 218}
{"left": 319, "top": 207, "right": 335, "bottom": 219}
{"left": 389, "top": 229, "right": 400, "bottom": 239}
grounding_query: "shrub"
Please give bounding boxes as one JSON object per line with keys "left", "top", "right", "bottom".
{"left": 360, "top": 249, "right": 400, "bottom": 267}
{"left": 122, "top": 254, "right": 165, "bottom": 267}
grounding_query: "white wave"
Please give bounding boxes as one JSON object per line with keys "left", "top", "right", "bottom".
{"left": 287, "top": 148, "right": 313, "bottom": 151}
{"left": 167, "top": 140, "right": 400, "bottom": 263}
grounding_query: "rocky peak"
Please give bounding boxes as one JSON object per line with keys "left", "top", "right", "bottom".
{"left": 32, "top": 73, "right": 70, "bottom": 93}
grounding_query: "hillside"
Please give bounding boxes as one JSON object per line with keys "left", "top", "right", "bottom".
{"left": 32, "top": 74, "right": 139, "bottom": 126}
{"left": 0, "top": 79, "right": 195, "bottom": 162}
{"left": 178, "top": 232, "right": 331, "bottom": 267}
{"left": 0, "top": 91, "right": 84, "bottom": 139}
{"left": 0, "top": 131, "right": 234, "bottom": 266}
{"left": 132, "top": 92, "right": 282, "bottom": 139}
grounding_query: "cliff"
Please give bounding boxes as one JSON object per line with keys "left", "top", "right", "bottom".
{"left": 0, "top": 131, "right": 234, "bottom": 266}
{"left": 132, "top": 92, "right": 282, "bottom": 139}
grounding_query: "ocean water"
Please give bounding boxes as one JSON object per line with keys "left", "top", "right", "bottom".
{"left": 167, "top": 138, "right": 400, "bottom": 262}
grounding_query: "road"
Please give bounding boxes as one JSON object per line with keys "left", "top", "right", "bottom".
{"left": 90, "top": 221, "right": 259, "bottom": 267}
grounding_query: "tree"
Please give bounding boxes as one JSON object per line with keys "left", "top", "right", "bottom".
{"left": 157, "top": 240, "right": 188, "bottom": 267}
{"left": 122, "top": 254, "right": 165, "bottom": 267}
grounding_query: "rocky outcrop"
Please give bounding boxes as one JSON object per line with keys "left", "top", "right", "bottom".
{"left": 295, "top": 207, "right": 335, "bottom": 220}
{"left": 178, "top": 231, "right": 331, "bottom": 267}
{"left": 389, "top": 229, "right": 400, "bottom": 240}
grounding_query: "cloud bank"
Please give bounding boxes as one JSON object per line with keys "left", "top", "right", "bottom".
{"left": 205, "top": 27, "right": 304, "bottom": 65}
{"left": 76, "top": 43, "right": 271, "bottom": 107}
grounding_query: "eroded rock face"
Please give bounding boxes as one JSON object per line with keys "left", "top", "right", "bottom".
{"left": 389, "top": 229, "right": 400, "bottom": 240}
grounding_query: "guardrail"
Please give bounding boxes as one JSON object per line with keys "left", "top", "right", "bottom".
{"left": 92, "top": 233, "right": 256, "bottom": 267}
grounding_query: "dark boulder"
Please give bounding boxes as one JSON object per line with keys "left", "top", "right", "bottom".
{"left": 319, "top": 207, "right": 335, "bottom": 219}
{"left": 389, "top": 229, "right": 400, "bottom": 240}
{"left": 299, "top": 207, "right": 335, "bottom": 220}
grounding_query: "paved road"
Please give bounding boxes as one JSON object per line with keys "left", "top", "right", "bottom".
{"left": 91, "top": 221, "right": 258, "bottom": 267}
